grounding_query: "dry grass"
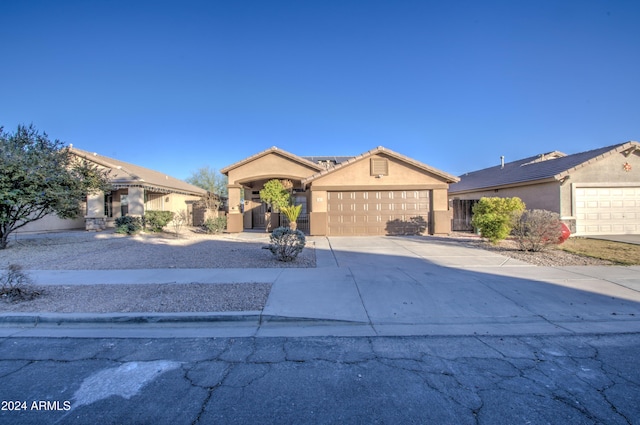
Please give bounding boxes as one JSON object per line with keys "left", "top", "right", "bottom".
{"left": 560, "top": 238, "right": 640, "bottom": 265}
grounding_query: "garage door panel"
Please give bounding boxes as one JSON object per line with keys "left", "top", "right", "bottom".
{"left": 328, "top": 190, "right": 431, "bottom": 236}
{"left": 575, "top": 186, "right": 640, "bottom": 235}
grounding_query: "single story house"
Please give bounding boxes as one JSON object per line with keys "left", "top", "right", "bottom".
{"left": 449, "top": 141, "right": 640, "bottom": 236}
{"left": 17, "top": 147, "right": 207, "bottom": 233}
{"left": 221, "top": 146, "right": 459, "bottom": 236}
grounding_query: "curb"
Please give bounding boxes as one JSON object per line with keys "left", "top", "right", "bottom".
{"left": 0, "top": 311, "right": 263, "bottom": 325}
{"left": 0, "top": 312, "right": 366, "bottom": 327}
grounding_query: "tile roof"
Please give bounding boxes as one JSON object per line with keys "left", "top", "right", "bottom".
{"left": 220, "top": 146, "right": 324, "bottom": 174}
{"left": 450, "top": 141, "right": 640, "bottom": 193}
{"left": 69, "top": 147, "right": 206, "bottom": 196}
{"left": 302, "top": 146, "right": 460, "bottom": 184}
{"left": 301, "top": 156, "right": 354, "bottom": 169}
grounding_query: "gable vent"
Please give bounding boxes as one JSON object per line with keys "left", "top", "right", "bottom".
{"left": 371, "top": 158, "right": 389, "bottom": 176}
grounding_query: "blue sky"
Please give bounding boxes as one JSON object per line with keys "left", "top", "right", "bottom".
{"left": 2, "top": 0, "right": 639, "bottom": 180}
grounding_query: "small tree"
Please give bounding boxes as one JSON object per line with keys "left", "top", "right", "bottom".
{"left": 259, "top": 179, "right": 290, "bottom": 211}
{"left": 171, "top": 209, "right": 188, "bottom": 237}
{"left": 0, "top": 125, "right": 111, "bottom": 249}
{"left": 512, "top": 209, "right": 563, "bottom": 252}
{"left": 471, "top": 197, "right": 525, "bottom": 244}
{"left": 185, "top": 166, "right": 228, "bottom": 197}
{"left": 186, "top": 166, "right": 228, "bottom": 220}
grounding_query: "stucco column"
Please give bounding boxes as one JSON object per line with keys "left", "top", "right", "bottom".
{"left": 227, "top": 185, "right": 244, "bottom": 233}
{"left": 128, "top": 186, "right": 145, "bottom": 216}
{"left": 430, "top": 188, "right": 452, "bottom": 235}
{"left": 85, "top": 190, "right": 106, "bottom": 231}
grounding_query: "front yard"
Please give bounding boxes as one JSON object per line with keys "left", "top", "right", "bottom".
{"left": 560, "top": 238, "right": 640, "bottom": 265}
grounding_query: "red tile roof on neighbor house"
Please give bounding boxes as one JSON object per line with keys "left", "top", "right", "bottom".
{"left": 69, "top": 147, "right": 206, "bottom": 196}
{"left": 449, "top": 141, "right": 640, "bottom": 194}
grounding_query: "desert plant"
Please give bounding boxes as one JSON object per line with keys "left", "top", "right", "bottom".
{"left": 512, "top": 209, "right": 563, "bottom": 252}
{"left": 280, "top": 204, "right": 302, "bottom": 229}
{"left": 203, "top": 216, "right": 227, "bottom": 234}
{"left": 171, "top": 209, "right": 188, "bottom": 236}
{"left": 144, "top": 210, "right": 174, "bottom": 232}
{"left": 0, "top": 264, "right": 40, "bottom": 301}
{"left": 471, "top": 197, "right": 525, "bottom": 243}
{"left": 263, "top": 226, "right": 306, "bottom": 262}
{"left": 114, "top": 215, "right": 144, "bottom": 235}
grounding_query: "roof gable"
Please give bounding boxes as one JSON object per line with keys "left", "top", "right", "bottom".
{"left": 70, "top": 147, "right": 206, "bottom": 196}
{"left": 302, "top": 146, "right": 459, "bottom": 184}
{"left": 450, "top": 141, "right": 640, "bottom": 193}
{"left": 221, "top": 146, "right": 324, "bottom": 175}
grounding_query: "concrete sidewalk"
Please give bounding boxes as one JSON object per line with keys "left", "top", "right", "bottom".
{"left": 2, "top": 236, "right": 640, "bottom": 338}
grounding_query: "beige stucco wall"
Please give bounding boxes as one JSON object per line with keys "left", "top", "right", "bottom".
{"left": 308, "top": 153, "right": 453, "bottom": 235}
{"left": 15, "top": 213, "right": 85, "bottom": 234}
{"left": 451, "top": 181, "right": 561, "bottom": 213}
{"left": 309, "top": 154, "right": 449, "bottom": 190}
{"left": 227, "top": 152, "right": 319, "bottom": 185}
{"left": 560, "top": 149, "right": 640, "bottom": 218}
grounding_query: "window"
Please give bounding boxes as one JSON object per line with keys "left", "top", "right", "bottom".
{"left": 370, "top": 158, "right": 389, "bottom": 176}
{"left": 104, "top": 194, "right": 113, "bottom": 217}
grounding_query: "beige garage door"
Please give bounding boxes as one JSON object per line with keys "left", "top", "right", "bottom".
{"left": 575, "top": 187, "right": 640, "bottom": 235}
{"left": 327, "top": 190, "right": 430, "bottom": 236}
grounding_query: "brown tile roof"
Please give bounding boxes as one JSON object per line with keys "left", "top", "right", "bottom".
{"left": 301, "top": 146, "right": 460, "bottom": 184}
{"left": 69, "top": 147, "right": 206, "bottom": 196}
{"left": 449, "top": 141, "right": 640, "bottom": 194}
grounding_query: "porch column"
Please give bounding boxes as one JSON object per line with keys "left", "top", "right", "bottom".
{"left": 227, "top": 184, "right": 244, "bottom": 233}
{"left": 431, "top": 188, "right": 453, "bottom": 235}
{"left": 128, "top": 186, "right": 145, "bottom": 216}
{"left": 85, "top": 191, "right": 106, "bottom": 231}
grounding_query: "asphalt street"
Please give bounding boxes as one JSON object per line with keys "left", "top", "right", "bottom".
{"left": 0, "top": 334, "right": 638, "bottom": 424}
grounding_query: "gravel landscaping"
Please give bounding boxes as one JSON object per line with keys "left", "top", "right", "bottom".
{"left": 1, "top": 229, "right": 316, "bottom": 270}
{"left": 0, "top": 229, "right": 614, "bottom": 314}
{"left": 1, "top": 283, "right": 271, "bottom": 313}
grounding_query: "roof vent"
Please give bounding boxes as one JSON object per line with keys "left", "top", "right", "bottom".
{"left": 500, "top": 156, "right": 505, "bottom": 169}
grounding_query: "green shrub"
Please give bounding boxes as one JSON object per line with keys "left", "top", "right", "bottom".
{"left": 280, "top": 204, "right": 302, "bottom": 224}
{"left": 471, "top": 197, "right": 525, "bottom": 243}
{"left": 512, "top": 209, "right": 563, "bottom": 252}
{"left": 144, "top": 210, "right": 175, "bottom": 232}
{"left": 264, "top": 226, "right": 306, "bottom": 262}
{"left": 114, "top": 215, "right": 143, "bottom": 235}
{"left": 203, "top": 216, "right": 227, "bottom": 234}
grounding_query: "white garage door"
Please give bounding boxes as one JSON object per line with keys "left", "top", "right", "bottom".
{"left": 575, "top": 187, "right": 640, "bottom": 235}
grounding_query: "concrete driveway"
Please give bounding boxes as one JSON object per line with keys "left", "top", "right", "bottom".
{"left": 9, "top": 234, "right": 640, "bottom": 338}
{"left": 262, "top": 235, "right": 640, "bottom": 336}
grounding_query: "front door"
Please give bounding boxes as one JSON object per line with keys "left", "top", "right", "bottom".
{"left": 252, "top": 200, "right": 267, "bottom": 228}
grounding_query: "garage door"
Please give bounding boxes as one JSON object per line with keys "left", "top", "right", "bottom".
{"left": 575, "top": 187, "right": 640, "bottom": 235}
{"left": 327, "top": 190, "right": 430, "bottom": 236}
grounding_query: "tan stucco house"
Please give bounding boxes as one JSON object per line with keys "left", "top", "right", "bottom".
{"left": 18, "top": 147, "right": 207, "bottom": 233}
{"left": 221, "top": 146, "right": 459, "bottom": 236}
{"left": 449, "top": 141, "right": 640, "bottom": 236}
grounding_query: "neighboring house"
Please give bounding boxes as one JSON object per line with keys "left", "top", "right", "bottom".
{"left": 17, "top": 147, "right": 207, "bottom": 233}
{"left": 449, "top": 141, "right": 640, "bottom": 236}
{"left": 221, "top": 146, "right": 459, "bottom": 236}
